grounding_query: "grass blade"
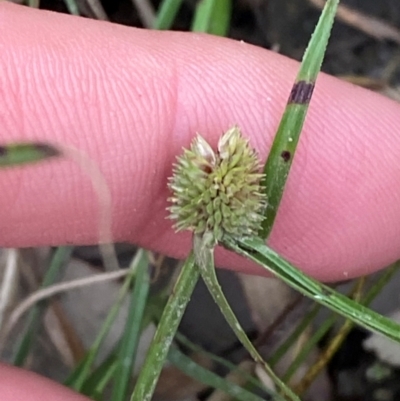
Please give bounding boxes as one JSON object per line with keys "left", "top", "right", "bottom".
{"left": 111, "top": 249, "right": 150, "bottom": 401}
{"left": 12, "top": 246, "right": 73, "bottom": 366}
{"left": 168, "top": 347, "right": 266, "bottom": 401}
{"left": 191, "top": 0, "right": 232, "bottom": 36}
{"left": 130, "top": 252, "right": 199, "bottom": 401}
{"left": 292, "top": 266, "right": 400, "bottom": 394}
{"left": 154, "top": 0, "right": 184, "bottom": 30}
{"left": 63, "top": 0, "right": 79, "bottom": 15}
{"left": 81, "top": 353, "right": 118, "bottom": 400}
{"left": 28, "top": 0, "right": 40, "bottom": 7}
{"left": 175, "top": 332, "right": 266, "bottom": 393}
{"left": 269, "top": 303, "right": 322, "bottom": 368}
{"left": 227, "top": 237, "right": 400, "bottom": 342}
{"left": 195, "top": 238, "right": 299, "bottom": 401}
{"left": 0, "top": 142, "right": 60, "bottom": 168}
{"left": 66, "top": 263, "right": 136, "bottom": 391}
{"left": 260, "top": 0, "right": 340, "bottom": 238}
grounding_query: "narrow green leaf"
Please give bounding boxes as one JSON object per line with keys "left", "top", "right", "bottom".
{"left": 66, "top": 263, "right": 136, "bottom": 391}
{"left": 154, "top": 0, "right": 184, "bottom": 30}
{"left": 260, "top": 0, "right": 339, "bottom": 238}
{"left": 228, "top": 237, "right": 400, "bottom": 342}
{"left": 282, "top": 315, "right": 334, "bottom": 382}
{"left": 12, "top": 246, "right": 73, "bottom": 366}
{"left": 191, "top": 0, "right": 232, "bottom": 36}
{"left": 168, "top": 347, "right": 265, "bottom": 401}
{"left": 112, "top": 249, "right": 150, "bottom": 401}
{"left": 63, "top": 0, "right": 80, "bottom": 15}
{"left": 0, "top": 142, "right": 60, "bottom": 168}
{"left": 130, "top": 253, "right": 199, "bottom": 401}
{"left": 194, "top": 235, "right": 298, "bottom": 401}
{"left": 269, "top": 303, "right": 322, "bottom": 368}
{"left": 28, "top": 0, "right": 40, "bottom": 7}
{"left": 81, "top": 353, "right": 119, "bottom": 400}
{"left": 281, "top": 265, "right": 400, "bottom": 382}
{"left": 175, "top": 332, "right": 266, "bottom": 393}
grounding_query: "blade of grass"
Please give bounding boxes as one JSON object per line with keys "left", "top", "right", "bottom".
{"left": 283, "top": 312, "right": 340, "bottom": 383}
{"left": 194, "top": 235, "right": 299, "bottom": 401}
{"left": 293, "top": 265, "right": 400, "bottom": 394}
{"left": 154, "top": 0, "right": 184, "bottom": 29}
{"left": 0, "top": 142, "right": 60, "bottom": 168}
{"left": 272, "top": 280, "right": 361, "bottom": 376}
{"left": 269, "top": 303, "right": 322, "bottom": 367}
{"left": 167, "top": 346, "right": 266, "bottom": 401}
{"left": 175, "top": 332, "right": 266, "bottom": 394}
{"left": 130, "top": 252, "right": 199, "bottom": 401}
{"left": 12, "top": 246, "right": 73, "bottom": 366}
{"left": 191, "top": 0, "right": 232, "bottom": 36}
{"left": 81, "top": 353, "right": 119, "bottom": 400}
{"left": 283, "top": 278, "right": 367, "bottom": 384}
{"left": 111, "top": 249, "right": 150, "bottom": 401}
{"left": 227, "top": 237, "right": 400, "bottom": 342}
{"left": 66, "top": 260, "right": 137, "bottom": 391}
{"left": 28, "top": 0, "right": 40, "bottom": 7}
{"left": 260, "top": 0, "right": 339, "bottom": 238}
{"left": 63, "top": 0, "right": 80, "bottom": 15}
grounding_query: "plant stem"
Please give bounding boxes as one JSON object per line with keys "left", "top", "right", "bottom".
{"left": 112, "top": 249, "right": 150, "bottom": 401}
{"left": 195, "top": 235, "right": 299, "bottom": 401}
{"left": 260, "top": 0, "right": 339, "bottom": 238}
{"left": 130, "top": 252, "right": 198, "bottom": 401}
{"left": 229, "top": 237, "right": 400, "bottom": 342}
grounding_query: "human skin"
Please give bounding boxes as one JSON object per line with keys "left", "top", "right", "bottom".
{"left": 2, "top": 3, "right": 400, "bottom": 282}
{"left": 0, "top": 364, "right": 89, "bottom": 401}
{"left": 0, "top": 2, "right": 400, "bottom": 280}
{"left": 1, "top": 3, "right": 400, "bottom": 398}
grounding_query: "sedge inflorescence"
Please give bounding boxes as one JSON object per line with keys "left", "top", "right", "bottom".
{"left": 168, "top": 126, "right": 267, "bottom": 243}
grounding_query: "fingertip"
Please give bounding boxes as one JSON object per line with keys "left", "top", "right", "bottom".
{"left": 0, "top": 364, "right": 88, "bottom": 401}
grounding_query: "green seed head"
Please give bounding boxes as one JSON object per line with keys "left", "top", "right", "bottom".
{"left": 168, "top": 126, "right": 267, "bottom": 243}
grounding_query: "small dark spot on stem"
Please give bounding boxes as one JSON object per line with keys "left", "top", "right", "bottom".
{"left": 202, "top": 165, "right": 213, "bottom": 174}
{"left": 34, "top": 143, "right": 61, "bottom": 158}
{"left": 288, "top": 81, "right": 315, "bottom": 104}
{"left": 281, "top": 150, "right": 291, "bottom": 162}
{"left": 238, "top": 243, "right": 257, "bottom": 255}
{"left": 0, "top": 146, "right": 7, "bottom": 157}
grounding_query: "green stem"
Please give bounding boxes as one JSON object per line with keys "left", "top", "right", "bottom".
{"left": 168, "top": 346, "right": 265, "bottom": 401}
{"left": 194, "top": 234, "right": 299, "bottom": 401}
{"left": 13, "top": 246, "right": 73, "bottom": 366}
{"left": 229, "top": 237, "right": 400, "bottom": 342}
{"left": 112, "top": 249, "right": 150, "bottom": 401}
{"left": 67, "top": 265, "right": 136, "bottom": 391}
{"left": 130, "top": 252, "right": 198, "bottom": 401}
{"left": 154, "top": 0, "right": 184, "bottom": 29}
{"left": 260, "top": 0, "right": 339, "bottom": 238}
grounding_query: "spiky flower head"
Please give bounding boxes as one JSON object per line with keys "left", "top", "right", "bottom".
{"left": 168, "top": 126, "right": 267, "bottom": 244}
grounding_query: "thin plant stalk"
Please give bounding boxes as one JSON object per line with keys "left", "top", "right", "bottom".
{"left": 0, "top": 142, "right": 60, "bottom": 168}
{"left": 269, "top": 303, "right": 322, "bottom": 367}
{"left": 111, "top": 249, "right": 150, "bottom": 401}
{"left": 195, "top": 238, "right": 299, "bottom": 401}
{"left": 228, "top": 237, "right": 400, "bottom": 342}
{"left": 293, "top": 266, "right": 400, "bottom": 394}
{"left": 12, "top": 246, "right": 73, "bottom": 366}
{"left": 168, "top": 346, "right": 266, "bottom": 401}
{"left": 66, "top": 262, "right": 137, "bottom": 391}
{"left": 260, "top": 0, "right": 340, "bottom": 238}
{"left": 130, "top": 252, "right": 198, "bottom": 401}
{"left": 191, "top": 0, "right": 232, "bottom": 36}
{"left": 175, "top": 332, "right": 266, "bottom": 393}
{"left": 63, "top": 0, "right": 80, "bottom": 15}
{"left": 154, "top": 0, "right": 184, "bottom": 29}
